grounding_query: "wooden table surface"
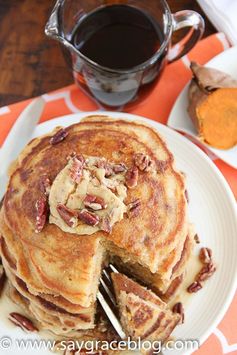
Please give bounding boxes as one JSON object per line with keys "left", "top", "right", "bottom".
{"left": 0, "top": 0, "right": 216, "bottom": 107}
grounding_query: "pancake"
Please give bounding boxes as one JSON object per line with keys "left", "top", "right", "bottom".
{"left": 3, "top": 261, "right": 95, "bottom": 331}
{"left": 112, "top": 273, "right": 180, "bottom": 342}
{"left": 0, "top": 212, "right": 104, "bottom": 308}
{"left": 0, "top": 233, "right": 93, "bottom": 313}
{"left": 7, "top": 281, "right": 117, "bottom": 341}
{"left": 3, "top": 116, "right": 188, "bottom": 273}
{"left": 110, "top": 225, "right": 195, "bottom": 296}
{"left": 0, "top": 115, "right": 193, "bottom": 339}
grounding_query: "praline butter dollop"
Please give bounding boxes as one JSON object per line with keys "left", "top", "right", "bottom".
{"left": 49, "top": 155, "right": 128, "bottom": 235}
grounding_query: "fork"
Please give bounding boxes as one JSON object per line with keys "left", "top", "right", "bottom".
{"left": 97, "top": 264, "right": 126, "bottom": 339}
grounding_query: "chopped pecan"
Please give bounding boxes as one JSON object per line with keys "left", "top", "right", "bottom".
{"left": 0, "top": 265, "right": 6, "bottom": 296}
{"left": 57, "top": 204, "right": 78, "bottom": 227}
{"left": 134, "top": 153, "right": 153, "bottom": 172}
{"left": 196, "top": 262, "right": 216, "bottom": 282}
{"left": 9, "top": 312, "right": 38, "bottom": 332}
{"left": 95, "top": 159, "right": 113, "bottom": 177}
{"left": 70, "top": 155, "right": 85, "bottom": 184}
{"left": 199, "top": 247, "right": 212, "bottom": 264}
{"left": 172, "top": 302, "right": 184, "bottom": 323}
{"left": 100, "top": 216, "right": 112, "bottom": 234}
{"left": 35, "top": 196, "right": 48, "bottom": 233}
{"left": 127, "top": 199, "right": 141, "bottom": 217}
{"left": 39, "top": 176, "right": 51, "bottom": 195}
{"left": 125, "top": 166, "right": 138, "bottom": 189}
{"left": 103, "top": 178, "right": 118, "bottom": 191}
{"left": 127, "top": 198, "right": 141, "bottom": 211}
{"left": 84, "top": 194, "right": 107, "bottom": 210}
{"left": 187, "top": 281, "right": 202, "bottom": 293}
{"left": 50, "top": 128, "right": 68, "bottom": 145}
{"left": 157, "top": 160, "right": 168, "bottom": 173}
{"left": 78, "top": 209, "right": 99, "bottom": 226}
{"left": 194, "top": 234, "right": 200, "bottom": 244}
{"left": 104, "top": 165, "right": 114, "bottom": 178}
{"left": 113, "top": 163, "right": 127, "bottom": 174}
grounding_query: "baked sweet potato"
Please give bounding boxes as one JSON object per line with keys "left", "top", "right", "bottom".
{"left": 188, "top": 62, "right": 237, "bottom": 150}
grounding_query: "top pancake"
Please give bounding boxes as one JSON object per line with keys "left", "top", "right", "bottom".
{"left": 1, "top": 116, "right": 188, "bottom": 307}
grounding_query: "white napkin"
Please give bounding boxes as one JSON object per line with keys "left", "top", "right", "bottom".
{"left": 197, "top": 0, "right": 237, "bottom": 44}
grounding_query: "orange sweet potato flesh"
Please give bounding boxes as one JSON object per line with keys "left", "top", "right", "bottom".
{"left": 188, "top": 62, "right": 237, "bottom": 150}
{"left": 197, "top": 88, "right": 237, "bottom": 149}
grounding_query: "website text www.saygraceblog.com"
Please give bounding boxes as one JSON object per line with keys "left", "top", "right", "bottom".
{"left": 0, "top": 336, "right": 200, "bottom": 353}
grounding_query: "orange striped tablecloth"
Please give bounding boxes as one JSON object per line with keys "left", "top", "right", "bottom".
{"left": 0, "top": 33, "right": 236, "bottom": 354}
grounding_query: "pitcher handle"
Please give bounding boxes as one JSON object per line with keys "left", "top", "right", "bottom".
{"left": 168, "top": 10, "right": 205, "bottom": 62}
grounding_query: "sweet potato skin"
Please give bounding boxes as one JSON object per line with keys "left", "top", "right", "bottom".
{"left": 188, "top": 79, "right": 207, "bottom": 133}
{"left": 187, "top": 62, "right": 237, "bottom": 149}
{"left": 190, "top": 62, "right": 237, "bottom": 91}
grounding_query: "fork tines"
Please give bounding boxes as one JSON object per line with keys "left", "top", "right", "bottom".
{"left": 97, "top": 264, "right": 126, "bottom": 339}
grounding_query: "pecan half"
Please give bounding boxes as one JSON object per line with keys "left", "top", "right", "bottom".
{"left": 39, "top": 176, "right": 51, "bottom": 195}
{"left": 35, "top": 196, "right": 48, "bottom": 233}
{"left": 0, "top": 265, "right": 6, "bottom": 296}
{"left": 50, "top": 128, "right": 68, "bottom": 145}
{"left": 57, "top": 204, "right": 78, "bottom": 227}
{"left": 134, "top": 153, "right": 153, "bottom": 172}
{"left": 196, "top": 262, "right": 216, "bottom": 282}
{"left": 125, "top": 166, "right": 138, "bottom": 189}
{"left": 84, "top": 194, "right": 107, "bottom": 210}
{"left": 199, "top": 247, "right": 212, "bottom": 264}
{"left": 78, "top": 210, "right": 99, "bottom": 226}
{"left": 100, "top": 216, "right": 112, "bottom": 234}
{"left": 9, "top": 312, "right": 38, "bottom": 332}
{"left": 70, "top": 155, "right": 85, "bottom": 184}
{"left": 172, "top": 302, "right": 184, "bottom": 323}
{"left": 187, "top": 281, "right": 202, "bottom": 293}
{"left": 113, "top": 163, "right": 127, "bottom": 174}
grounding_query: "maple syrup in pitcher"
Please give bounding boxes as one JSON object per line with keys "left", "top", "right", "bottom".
{"left": 70, "top": 4, "right": 166, "bottom": 107}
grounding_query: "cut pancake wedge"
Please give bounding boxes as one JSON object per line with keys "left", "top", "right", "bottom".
{"left": 112, "top": 272, "right": 181, "bottom": 342}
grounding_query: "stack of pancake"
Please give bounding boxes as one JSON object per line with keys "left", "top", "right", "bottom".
{"left": 0, "top": 115, "right": 195, "bottom": 342}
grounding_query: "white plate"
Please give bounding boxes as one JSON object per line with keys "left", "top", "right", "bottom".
{"left": 168, "top": 46, "right": 237, "bottom": 169}
{"left": 0, "top": 112, "right": 236, "bottom": 355}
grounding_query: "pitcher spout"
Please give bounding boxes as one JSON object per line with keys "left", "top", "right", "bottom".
{"left": 45, "top": 0, "right": 76, "bottom": 54}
